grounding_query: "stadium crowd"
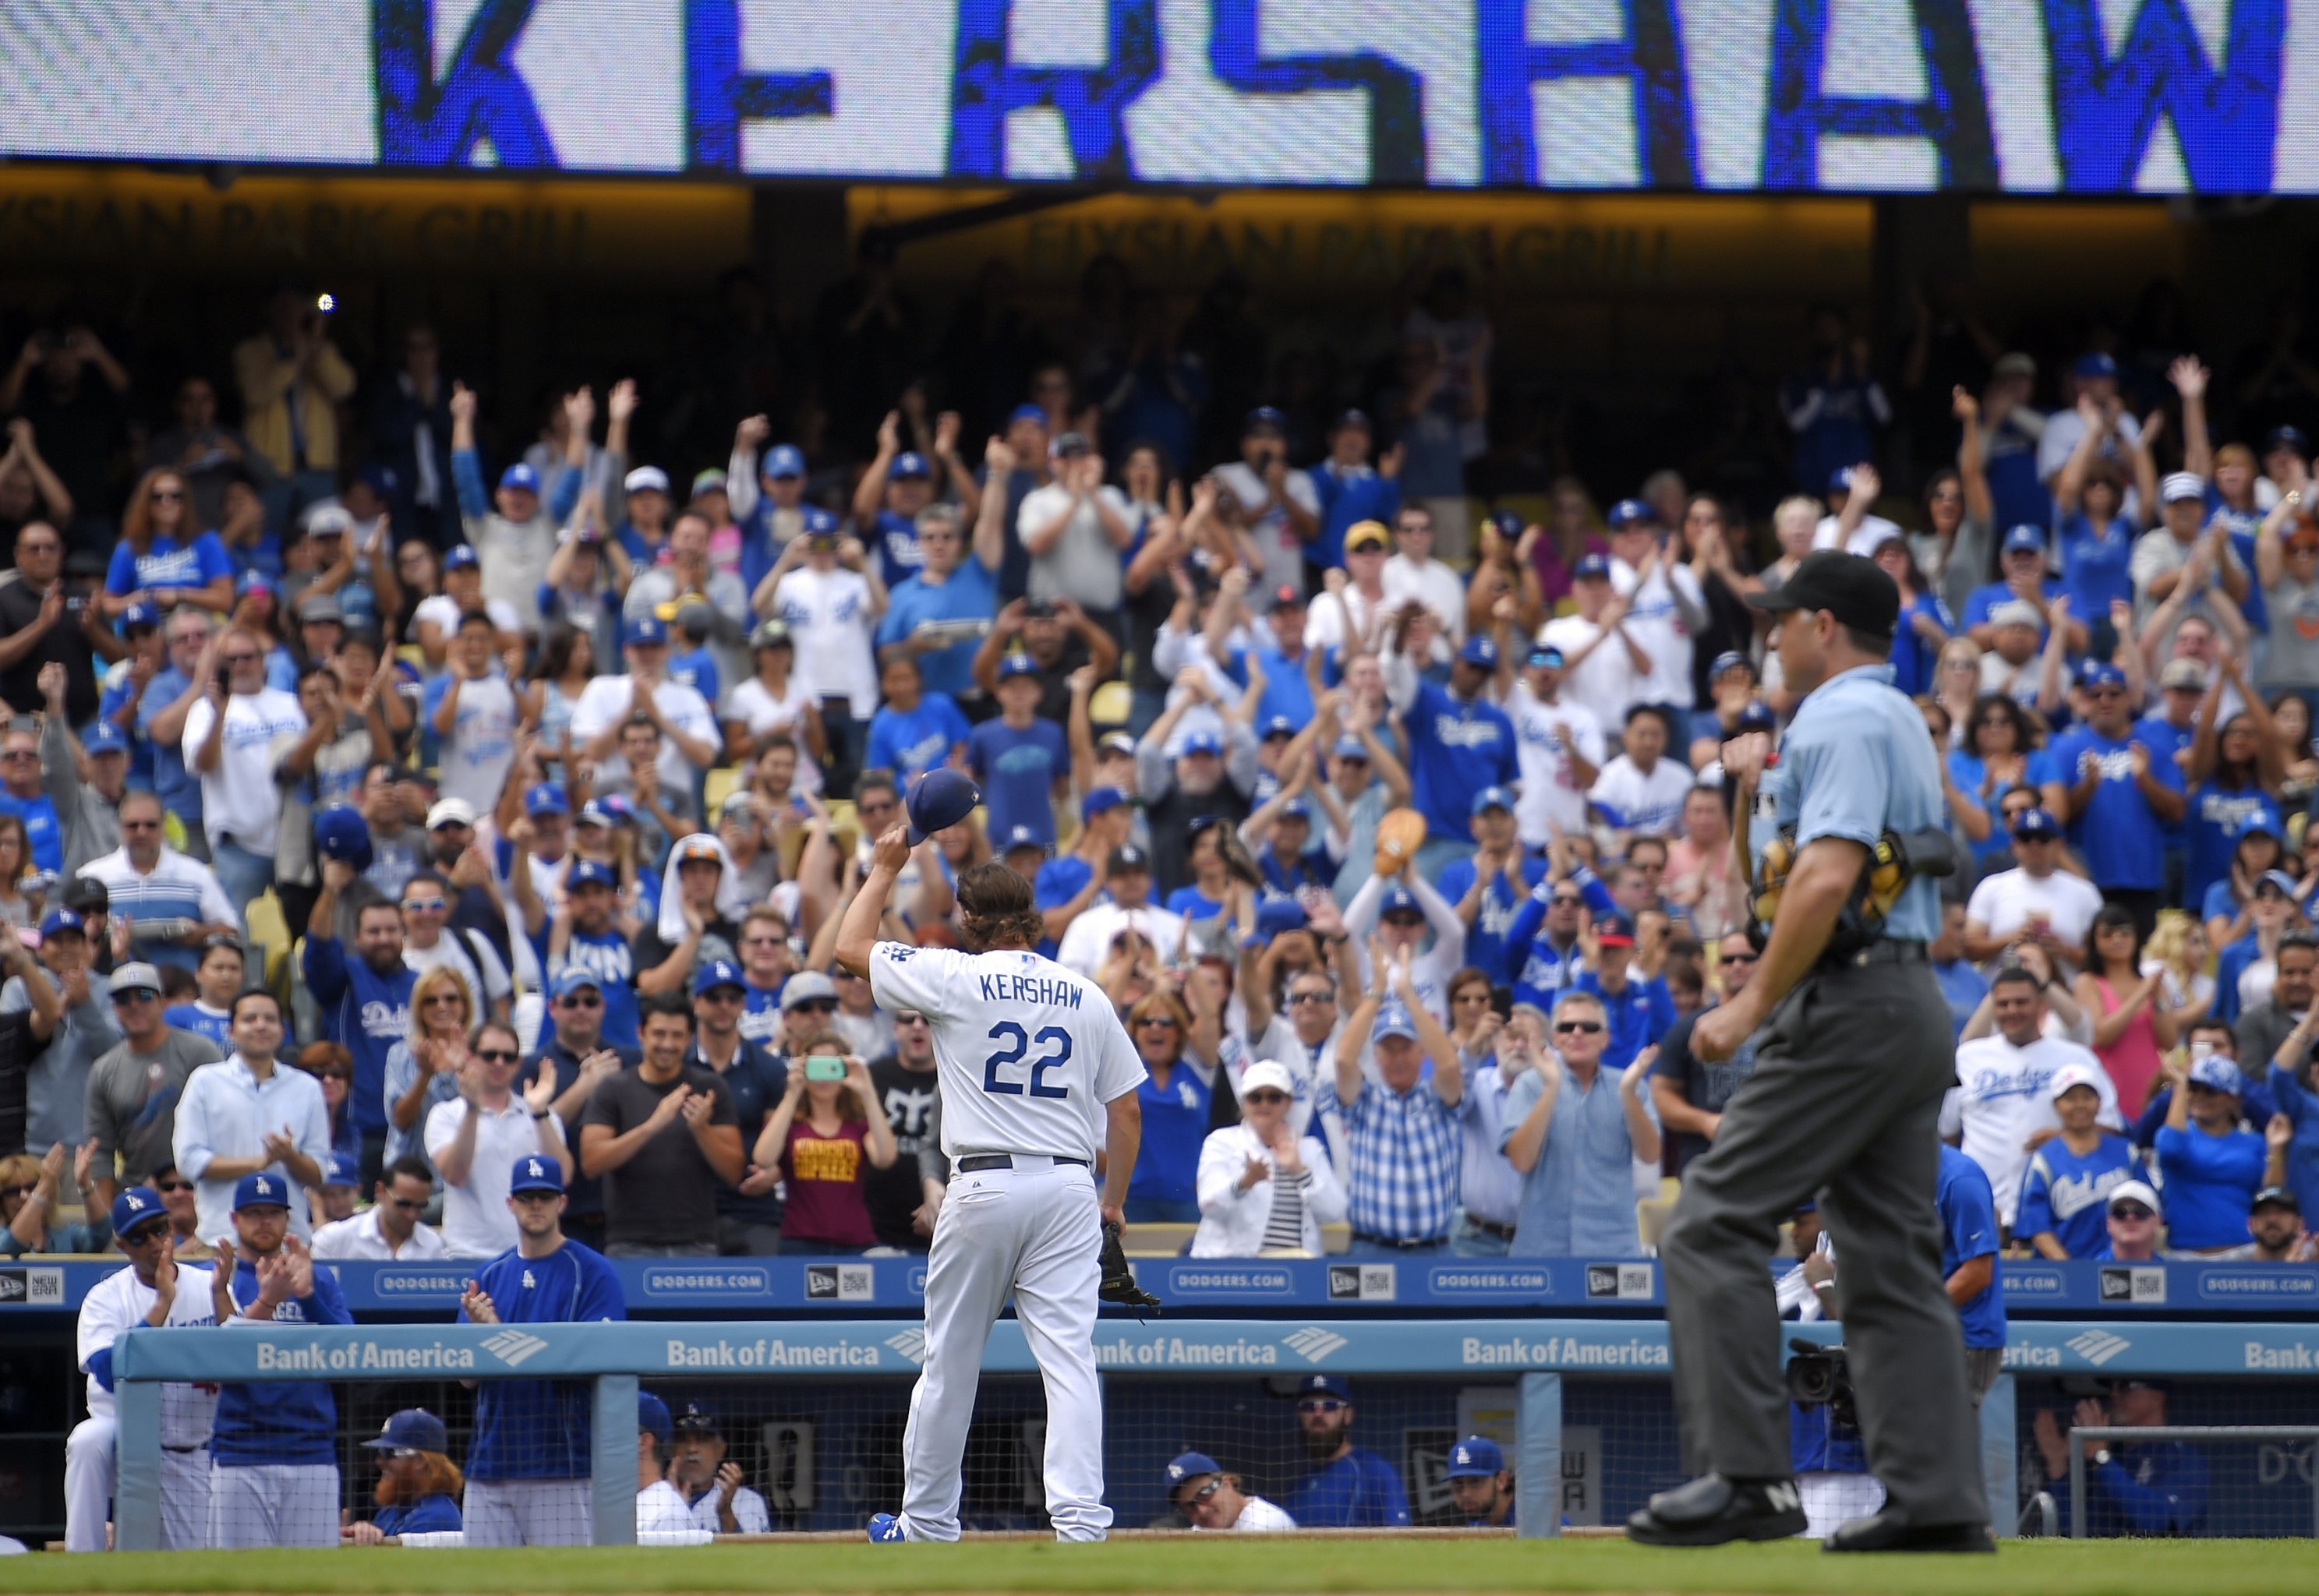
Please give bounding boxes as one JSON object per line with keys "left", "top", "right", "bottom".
{"left": 0, "top": 266, "right": 2311, "bottom": 1287}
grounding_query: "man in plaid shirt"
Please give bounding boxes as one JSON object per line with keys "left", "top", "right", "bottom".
{"left": 1328, "top": 950, "right": 1464, "bottom": 1251}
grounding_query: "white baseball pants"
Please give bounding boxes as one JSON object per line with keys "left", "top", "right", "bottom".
{"left": 62, "top": 1418, "right": 209, "bottom": 1551}
{"left": 207, "top": 1461, "right": 338, "bottom": 1548}
{"left": 899, "top": 1157, "right": 1110, "bottom": 1542}
{"left": 464, "top": 1479, "right": 594, "bottom": 1547}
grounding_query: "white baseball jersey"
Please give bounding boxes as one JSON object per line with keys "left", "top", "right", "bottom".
{"left": 1939, "top": 1036, "right": 2123, "bottom": 1225}
{"left": 867, "top": 942, "right": 1146, "bottom": 1160}
{"left": 1216, "top": 1495, "right": 1297, "bottom": 1531}
{"left": 76, "top": 1262, "right": 218, "bottom": 1443}
{"left": 688, "top": 1484, "right": 771, "bottom": 1534}
{"left": 637, "top": 1480, "right": 695, "bottom": 1534}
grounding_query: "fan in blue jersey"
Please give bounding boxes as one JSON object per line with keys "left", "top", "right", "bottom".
{"left": 457, "top": 1152, "right": 625, "bottom": 1547}
{"left": 1279, "top": 1375, "right": 1410, "bottom": 1527}
{"left": 207, "top": 1169, "right": 353, "bottom": 1549}
{"left": 345, "top": 1409, "right": 465, "bottom": 1542}
{"left": 2016, "top": 1063, "right": 2145, "bottom": 1259}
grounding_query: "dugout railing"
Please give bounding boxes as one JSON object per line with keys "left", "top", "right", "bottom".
{"left": 106, "top": 1315, "right": 2319, "bottom": 1545}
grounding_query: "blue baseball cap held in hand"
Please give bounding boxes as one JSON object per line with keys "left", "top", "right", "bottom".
{"left": 906, "top": 768, "right": 981, "bottom": 845}
{"left": 313, "top": 803, "right": 374, "bottom": 873}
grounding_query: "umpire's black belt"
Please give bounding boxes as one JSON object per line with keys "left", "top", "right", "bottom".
{"left": 956, "top": 1153, "right": 1090, "bottom": 1172}
{"left": 1820, "top": 940, "right": 1928, "bottom": 970}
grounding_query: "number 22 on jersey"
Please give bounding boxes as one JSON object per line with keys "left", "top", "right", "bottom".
{"left": 984, "top": 1022, "right": 1072, "bottom": 1098}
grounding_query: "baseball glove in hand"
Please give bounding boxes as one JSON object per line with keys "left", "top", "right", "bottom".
{"left": 1373, "top": 807, "right": 1427, "bottom": 877}
{"left": 1097, "top": 1220, "right": 1161, "bottom": 1314}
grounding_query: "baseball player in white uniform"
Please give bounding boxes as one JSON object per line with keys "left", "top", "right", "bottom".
{"left": 838, "top": 771, "right": 1146, "bottom": 1544}
{"left": 65, "top": 1186, "right": 217, "bottom": 1551}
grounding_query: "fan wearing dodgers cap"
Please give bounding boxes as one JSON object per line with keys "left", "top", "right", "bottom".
{"left": 1213, "top": 404, "right": 1320, "bottom": 602}
{"left": 1503, "top": 640, "right": 1605, "bottom": 849}
{"left": 878, "top": 500, "right": 1002, "bottom": 700}
{"left": 1599, "top": 496, "right": 1707, "bottom": 711}
{"left": 1942, "top": 964, "right": 2123, "bottom": 1231}
{"left": 2152, "top": 1048, "right": 2269, "bottom": 1252}
{"left": 967, "top": 651, "right": 1069, "bottom": 846}
{"left": 2132, "top": 468, "right": 2249, "bottom": 630}
{"left": 206, "top": 1167, "right": 354, "bottom": 1548}
{"left": 1378, "top": 628, "right": 1519, "bottom": 874}
{"left": 458, "top": 1152, "right": 625, "bottom": 1546}
{"left": 1537, "top": 552, "right": 1646, "bottom": 738}
{"left": 840, "top": 786, "right": 1147, "bottom": 1545}
{"left": 2016, "top": 1061, "right": 2147, "bottom": 1260}
{"left": 726, "top": 427, "right": 839, "bottom": 595}
{"left": 2043, "top": 661, "right": 2184, "bottom": 929}
{"left": 565, "top": 615, "right": 722, "bottom": 792}
{"left": 1189, "top": 1058, "right": 1345, "bottom": 1258}
{"left": 420, "top": 603, "right": 521, "bottom": 814}
{"left": 1433, "top": 787, "right": 1548, "bottom": 983}
{"left": 65, "top": 1185, "right": 218, "bottom": 1551}
{"left": 757, "top": 500, "right": 888, "bottom": 789}
{"left": 9, "top": 904, "right": 114, "bottom": 1151}
{"left": 1163, "top": 1449, "right": 1296, "bottom": 1532}
{"left": 447, "top": 380, "right": 583, "bottom": 635}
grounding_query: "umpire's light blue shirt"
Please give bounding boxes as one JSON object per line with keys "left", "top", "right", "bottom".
{"left": 1762, "top": 661, "right": 1943, "bottom": 944}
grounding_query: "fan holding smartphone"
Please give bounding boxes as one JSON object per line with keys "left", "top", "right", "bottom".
{"left": 751, "top": 1043, "right": 896, "bottom": 1252}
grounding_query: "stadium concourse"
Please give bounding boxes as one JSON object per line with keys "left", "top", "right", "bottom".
{"left": 9, "top": 241, "right": 2319, "bottom": 1555}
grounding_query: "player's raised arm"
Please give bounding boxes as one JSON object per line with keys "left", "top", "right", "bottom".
{"left": 836, "top": 821, "right": 914, "bottom": 976}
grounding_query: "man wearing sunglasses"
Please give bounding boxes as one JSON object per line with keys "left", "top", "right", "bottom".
{"left": 1502, "top": 990, "right": 1661, "bottom": 1256}
{"left": 1164, "top": 1449, "right": 1295, "bottom": 1533}
{"left": 65, "top": 1184, "right": 218, "bottom": 1551}
{"left": 312, "top": 1153, "right": 446, "bottom": 1261}
{"left": 1651, "top": 934, "right": 1764, "bottom": 1175}
{"left": 84, "top": 959, "right": 224, "bottom": 1217}
{"left": 518, "top": 966, "right": 637, "bottom": 1253}
{"left": 1281, "top": 1374, "right": 1409, "bottom": 1527}
{"left": 685, "top": 960, "right": 788, "bottom": 1257}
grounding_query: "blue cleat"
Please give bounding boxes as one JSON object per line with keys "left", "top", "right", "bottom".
{"left": 866, "top": 1513, "right": 905, "bottom": 1543}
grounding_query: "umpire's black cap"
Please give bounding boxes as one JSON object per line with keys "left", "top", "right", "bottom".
{"left": 1747, "top": 550, "right": 1900, "bottom": 639}
{"left": 906, "top": 768, "right": 981, "bottom": 845}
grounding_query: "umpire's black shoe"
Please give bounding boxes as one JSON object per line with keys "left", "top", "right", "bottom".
{"left": 1625, "top": 1473, "right": 1806, "bottom": 1546}
{"left": 1823, "top": 1512, "right": 1995, "bottom": 1553}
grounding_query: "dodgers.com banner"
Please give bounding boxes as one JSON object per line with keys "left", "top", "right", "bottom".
{"left": 1, "top": 1, "right": 2312, "bottom": 192}
{"left": 16, "top": 1255, "right": 2319, "bottom": 1314}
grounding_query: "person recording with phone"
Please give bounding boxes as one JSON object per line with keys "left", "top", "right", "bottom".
{"left": 753, "top": 1038, "right": 896, "bottom": 1254}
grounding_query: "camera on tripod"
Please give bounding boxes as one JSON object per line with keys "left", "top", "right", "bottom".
{"left": 1785, "top": 1337, "right": 1858, "bottom": 1429}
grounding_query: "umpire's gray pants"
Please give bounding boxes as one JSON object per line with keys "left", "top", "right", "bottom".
{"left": 1660, "top": 955, "right": 1985, "bottom": 1527}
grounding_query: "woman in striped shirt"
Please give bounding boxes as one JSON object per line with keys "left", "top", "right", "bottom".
{"left": 1191, "top": 1059, "right": 1345, "bottom": 1257}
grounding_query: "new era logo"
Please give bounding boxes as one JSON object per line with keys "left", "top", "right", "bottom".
{"left": 1281, "top": 1326, "right": 1349, "bottom": 1363}
{"left": 884, "top": 1329, "right": 929, "bottom": 1365}
{"left": 2066, "top": 1329, "right": 2131, "bottom": 1367}
{"left": 481, "top": 1329, "right": 550, "bottom": 1368}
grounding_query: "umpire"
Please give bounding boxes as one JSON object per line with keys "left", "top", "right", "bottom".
{"left": 1628, "top": 552, "right": 1988, "bottom": 1555}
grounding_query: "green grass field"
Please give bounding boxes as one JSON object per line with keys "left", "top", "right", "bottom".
{"left": 6, "top": 1538, "right": 2315, "bottom": 1596}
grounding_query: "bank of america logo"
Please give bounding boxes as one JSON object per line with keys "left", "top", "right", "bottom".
{"left": 1282, "top": 1326, "right": 1348, "bottom": 1363}
{"left": 885, "top": 1329, "right": 929, "bottom": 1365}
{"left": 2066, "top": 1329, "right": 2131, "bottom": 1367}
{"left": 480, "top": 1329, "right": 550, "bottom": 1368}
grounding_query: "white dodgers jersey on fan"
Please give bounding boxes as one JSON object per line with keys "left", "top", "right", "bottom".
{"left": 867, "top": 942, "right": 1146, "bottom": 1161}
